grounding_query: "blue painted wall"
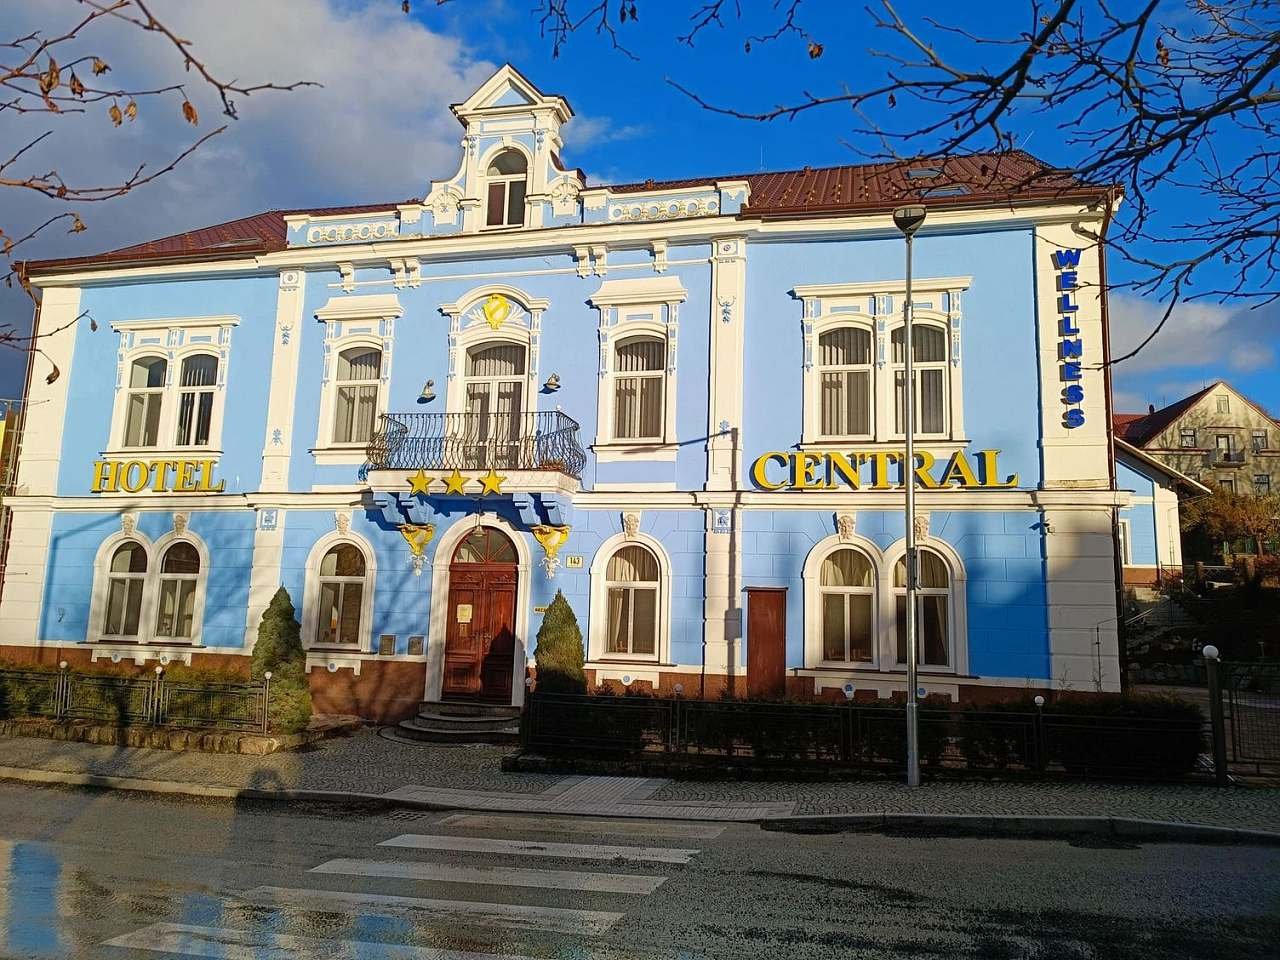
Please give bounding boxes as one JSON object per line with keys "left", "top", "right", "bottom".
{"left": 1117, "top": 457, "right": 1159, "bottom": 566}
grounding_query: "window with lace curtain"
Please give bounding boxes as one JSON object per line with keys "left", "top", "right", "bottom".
{"left": 315, "top": 543, "right": 367, "bottom": 647}
{"left": 103, "top": 541, "right": 147, "bottom": 638}
{"left": 893, "top": 549, "right": 953, "bottom": 669}
{"left": 612, "top": 336, "right": 666, "bottom": 440}
{"left": 604, "top": 544, "right": 660, "bottom": 658}
{"left": 154, "top": 542, "right": 200, "bottom": 640}
{"left": 333, "top": 347, "right": 382, "bottom": 444}
{"left": 819, "top": 547, "right": 876, "bottom": 664}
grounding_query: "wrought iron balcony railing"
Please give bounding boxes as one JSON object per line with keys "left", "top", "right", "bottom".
{"left": 365, "top": 411, "right": 587, "bottom": 479}
{"left": 1210, "top": 450, "right": 1247, "bottom": 465}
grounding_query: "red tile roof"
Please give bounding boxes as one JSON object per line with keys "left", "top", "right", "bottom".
{"left": 1112, "top": 384, "right": 1219, "bottom": 445}
{"left": 23, "top": 150, "right": 1109, "bottom": 274}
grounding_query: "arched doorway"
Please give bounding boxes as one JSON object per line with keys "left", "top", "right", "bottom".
{"left": 443, "top": 526, "right": 518, "bottom": 701}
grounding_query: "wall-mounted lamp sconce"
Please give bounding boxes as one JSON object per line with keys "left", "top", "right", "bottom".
{"left": 542, "top": 373, "right": 561, "bottom": 393}
{"left": 418, "top": 379, "right": 436, "bottom": 404}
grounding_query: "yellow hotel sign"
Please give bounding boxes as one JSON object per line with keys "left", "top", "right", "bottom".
{"left": 92, "top": 458, "right": 225, "bottom": 494}
{"left": 750, "top": 449, "right": 1018, "bottom": 490}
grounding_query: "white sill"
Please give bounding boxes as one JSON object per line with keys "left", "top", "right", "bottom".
{"left": 592, "top": 442, "right": 678, "bottom": 463}
{"left": 311, "top": 445, "right": 370, "bottom": 465}
{"left": 796, "top": 438, "right": 969, "bottom": 452}
{"left": 101, "top": 447, "right": 224, "bottom": 459}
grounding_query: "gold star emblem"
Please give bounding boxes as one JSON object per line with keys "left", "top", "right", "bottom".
{"left": 441, "top": 469, "right": 469, "bottom": 495}
{"left": 406, "top": 469, "right": 432, "bottom": 496}
{"left": 478, "top": 468, "right": 506, "bottom": 495}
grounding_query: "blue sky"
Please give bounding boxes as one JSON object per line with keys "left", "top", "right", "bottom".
{"left": 3, "top": 0, "right": 1275, "bottom": 416}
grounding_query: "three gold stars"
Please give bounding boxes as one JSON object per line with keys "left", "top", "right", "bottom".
{"left": 406, "top": 468, "right": 507, "bottom": 496}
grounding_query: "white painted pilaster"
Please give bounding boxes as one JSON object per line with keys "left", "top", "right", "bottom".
{"left": 260, "top": 270, "right": 305, "bottom": 491}
{"left": 1043, "top": 505, "right": 1121, "bottom": 692}
{"left": 16, "top": 286, "right": 81, "bottom": 496}
{"left": 0, "top": 507, "right": 54, "bottom": 647}
{"left": 706, "top": 236, "right": 746, "bottom": 492}
{"left": 243, "top": 509, "right": 286, "bottom": 650}
{"left": 702, "top": 507, "right": 740, "bottom": 675}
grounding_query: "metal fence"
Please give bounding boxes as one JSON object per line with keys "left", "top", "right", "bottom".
{"left": 0, "top": 667, "right": 271, "bottom": 733}
{"left": 521, "top": 693, "right": 1207, "bottom": 780}
{"left": 364, "top": 410, "right": 587, "bottom": 477}
{"left": 1213, "top": 659, "right": 1280, "bottom": 776}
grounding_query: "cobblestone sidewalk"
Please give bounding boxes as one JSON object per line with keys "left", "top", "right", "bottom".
{"left": 1, "top": 727, "right": 1279, "bottom": 830}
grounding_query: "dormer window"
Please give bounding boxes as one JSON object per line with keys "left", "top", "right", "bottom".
{"left": 485, "top": 151, "right": 527, "bottom": 228}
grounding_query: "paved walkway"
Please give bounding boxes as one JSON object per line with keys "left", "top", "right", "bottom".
{"left": 1, "top": 727, "right": 1279, "bottom": 829}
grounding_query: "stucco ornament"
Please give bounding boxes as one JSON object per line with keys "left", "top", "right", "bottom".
{"left": 120, "top": 513, "right": 137, "bottom": 537}
{"left": 398, "top": 523, "right": 436, "bottom": 577}
{"left": 914, "top": 512, "right": 931, "bottom": 542}
{"left": 836, "top": 512, "right": 856, "bottom": 543}
{"left": 531, "top": 524, "right": 571, "bottom": 579}
{"left": 622, "top": 511, "right": 641, "bottom": 540}
{"left": 335, "top": 512, "right": 351, "bottom": 536}
{"left": 172, "top": 512, "right": 189, "bottom": 537}
{"left": 548, "top": 177, "right": 582, "bottom": 217}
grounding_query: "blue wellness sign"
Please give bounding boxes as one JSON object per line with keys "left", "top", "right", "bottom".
{"left": 1053, "top": 248, "right": 1086, "bottom": 429}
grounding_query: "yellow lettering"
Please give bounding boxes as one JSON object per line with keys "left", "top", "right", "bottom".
{"left": 911, "top": 450, "right": 941, "bottom": 489}
{"left": 751, "top": 452, "right": 789, "bottom": 490}
{"left": 197, "top": 458, "right": 225, "bottom": 492}
{"left": 151, "top": 459, "right": 178, "bottom": 492}
{"left": 940, "top": 450, "right": 980, "bottom": 488}
{"left": 978, "top": 449, "right": 1019, "bottom": 488}
{"left": 120, "top": 460, "right": 149, "bottom": 493}
{"left": 826, "top": 452, "right": 860, "bottom": 490}
{"left": 91, "top": 460, "right": 119, "bottom": 493}
{"left": 175, "top": 461, "right": 198, "bottom": 492}
{"left": 867, "top": 451, "right": 898, "bottom": 489}
{"left": 792, "top": 452, "right": 826, "bottom": 489}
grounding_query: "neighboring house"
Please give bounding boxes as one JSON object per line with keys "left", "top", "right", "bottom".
{"left": 1113, "top": 435, "right": 1209, "bottom": 587}
{"left": 2, "top": 65, "right": 1128, "bottom": 720}
{"left": 1114, "top": 381, "right": 1280, "bottom": 496}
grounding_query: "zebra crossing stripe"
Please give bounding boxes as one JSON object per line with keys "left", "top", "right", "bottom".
{"left": 102, "top": 921, "right": 542, "bottom": 959}
{"left": 241, "top": 885, "right": 624, "bottom": 936}
{"left": 378, "top": 834, "right": 699, "bottom": 864}
{"left": 310, "top": 858, "right": 667, "bottom": 895}
{"left": 435, "top": 814, "right": 727, "bottom": 840}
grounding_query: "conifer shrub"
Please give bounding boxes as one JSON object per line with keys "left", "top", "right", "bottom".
{"left": 252, "top": 587, "right": 312, "bottom": 734}
{"left": 532, "top": 590, "right": 586, "bottom": 694}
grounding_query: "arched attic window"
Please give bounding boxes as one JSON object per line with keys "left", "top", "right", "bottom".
{"left": 485, "top": 151, "right": 528, "bottom": 228}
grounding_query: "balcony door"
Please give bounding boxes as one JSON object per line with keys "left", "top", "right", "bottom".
{"left": 461, "top": 343, "right": 527, "bottom": 469}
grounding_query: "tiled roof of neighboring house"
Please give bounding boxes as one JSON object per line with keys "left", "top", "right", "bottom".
{"left": 1113, "top": 384, "right": 1220, "bottom": 446}
{"left": 22, "top": 150, "right": 1109, "bottom": 274}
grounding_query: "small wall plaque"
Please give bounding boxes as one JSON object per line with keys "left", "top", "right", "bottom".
{"left": 378, "top": 634, "right": 395, "bottom": 656}
{"left": 533, "top": 605, "right": 548, "bottom": 614}
{"left": 407, "top": 635, "right": 425, "bottom": 656}
{"left": 565, "top": 555, "right": 584, "bottom": 569}
{"left": 456, "top": 603, "right": 473, "bottom": 624}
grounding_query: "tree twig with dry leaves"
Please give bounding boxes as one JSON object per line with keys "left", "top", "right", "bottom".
{"left": 526, "top": 0, "right": 1280, "bottom": 366}
{"left": 1, "top": 0, "right": 315, "bottom": 380}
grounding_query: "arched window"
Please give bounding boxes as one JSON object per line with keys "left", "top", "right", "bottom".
{"left": 893, "top": 549, "right": 952, "bottom": 668}
{"left": 333, "top": 347, "right": 382, "bottom": 444}
{"left": 453, "top": 526, "right": 518, "bottom": 564}
{"left": 103, "top": 541, "right": 147, "bottom": 638}
{"left": 485, "top": 150, "right": 528, "bottom": 228}
{"left": 819, "top": 548, "right": 876, "bottom": 663}
{"left": 124, "top": 357, "right": 167, "bottom": 447}
{"left": 818, "top": 327, "right": 873, "bottom": 438}
{"left": 175, "top": 354, "right": 218, "bottom": 447}
{"left": 155, "top": 542, "right": 200, "bottom": 640}
{"left": 316, "top": 544, "right": 367, "bottom": 646}
{"left": 613, "top": 336, "right": 666, "bottom": 440}
{"left": 891, "top": 325, "right": 948, "bottom": 435}
{"left": 604, "top": 545, "right": 660, "bottom": 658}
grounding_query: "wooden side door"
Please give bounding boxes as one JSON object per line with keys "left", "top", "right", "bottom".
{"left": 479, "top": 568, "right": 517, "bottom": 701}
{"left": 746, "top": 587, "right": 787, "bottom": 699}
{"left": 442, "top": 570, "right": 485, "bottom": 698}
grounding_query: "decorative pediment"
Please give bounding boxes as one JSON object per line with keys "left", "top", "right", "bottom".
{"left": 451, "top": 64, "right": 572, "bottom": 126}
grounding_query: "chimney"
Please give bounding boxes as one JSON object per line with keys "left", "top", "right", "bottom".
{"left": 1148, "top": 403, "right": 1155, "bottom": 415}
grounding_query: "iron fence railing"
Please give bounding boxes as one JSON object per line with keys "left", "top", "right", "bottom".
{"left": 0, "top": 666, "right": 271, "bottom": 733}
{"left": 521, "top": 694, "right": 1207, "bottom": 780}
{"left": 1221, "top": 659, "right": 1280, "bottom": 774}
{"left": 364, "top": 411, "right": 586, "bottom": 478}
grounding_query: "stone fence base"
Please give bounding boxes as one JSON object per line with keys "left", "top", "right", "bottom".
{"left": 0, "top": 715, "right": 361, "bottom": 755}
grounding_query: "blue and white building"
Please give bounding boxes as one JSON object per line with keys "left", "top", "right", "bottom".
{"left": 4, "top": 67, "right": 1134, "bottom": 719}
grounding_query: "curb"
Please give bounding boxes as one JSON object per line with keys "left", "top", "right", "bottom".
{"left": 764, "top": 812, "right": 1280, "bottom": 845}
{"left": 1, "top": 765, "right": 1277, "bottom": 845}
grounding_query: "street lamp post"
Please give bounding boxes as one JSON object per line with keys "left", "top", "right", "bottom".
{"left": 892, "top": 204, "right": 927, "bottom": 788}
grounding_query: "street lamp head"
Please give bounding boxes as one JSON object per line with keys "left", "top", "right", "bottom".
{"left": 892, "top": 205, "right": 927, "bottom": 237}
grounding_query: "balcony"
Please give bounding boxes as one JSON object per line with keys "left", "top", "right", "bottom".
{"left": 1210, "top": 450, "right": 1247, "bottom": 466}
{"left": 365, "top": 411, "right": 587, "bottom": 479}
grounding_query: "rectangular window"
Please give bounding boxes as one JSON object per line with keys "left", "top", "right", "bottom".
{"left": 318, "top": 581, "right": 362, "bottom": 645}
{"left": 820, "top": 371, "right": 871, "bottom": 436}
{"left": 486, "top": 182, "right": 506, "bottom": 227}
{"left": 893, "top": 371, "right": 946, "bottom": 434}
{"left": 124, "top": 393, "right": 163, "bottom": 447}
{"left": 1118, "top": 520, "right": 1132, "bottom": 565}
{"left": 104, "top": 578, "right": 144, "bottom": 637}
{"left": 1219, "top": 476, "right": 1236, "bottom": 493}
{"left": 894, "top": 596, "right": 950, "bottom": 668}
{"left": 1217, "top": 395, "right": 1230, "bottom": 413}
{"left": 614, "top": 376, "right": 663, "bottom": 439}
{"left": 155, "top": 579, "right": 197, "bottom": 639}
{"left": 1256, "top": 475, "right": 1272, "bottom": 495}
{"left": 1180, "top": 430, "right": 1197, "bottom": 448}
{"left": 1253, "top": 431, "right": 1268, "bottom": 452}
{"left": 334, "top": 384, "right": 379, "bottom": 444}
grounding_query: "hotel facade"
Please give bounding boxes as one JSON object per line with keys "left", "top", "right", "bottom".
{"left": 3, "top": 67, "right": 1135, "bottom": 720}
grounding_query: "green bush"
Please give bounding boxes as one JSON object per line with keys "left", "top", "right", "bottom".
{"left": 1042, "top": 693, "right": 1204, "bottom": 777}
{"left": 252, "top": 587, "right": 312, "bottom": 734}
{"left": 532, "top": 590, "right": 586, "bottom": 694}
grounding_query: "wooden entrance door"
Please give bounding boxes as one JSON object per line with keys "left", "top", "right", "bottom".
{"left": 443, "top": 527, "right": 519, "bottom": 701}
{"left": 746, "top": 587, "right": 787, "bottom": 699}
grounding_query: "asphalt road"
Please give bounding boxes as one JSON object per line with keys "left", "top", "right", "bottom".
{"left": 0, "top": 780, "right": 1275, "bottom": 959}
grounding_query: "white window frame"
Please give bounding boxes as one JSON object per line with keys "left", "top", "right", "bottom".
{"left": 889, "top": 319, "right": 952, "bottom": 440}
{"left": 802, "top": 534, "right": 968, "bottom": 676}
{"left": 481, "top": 146, "right": 531, "bottom": 230}
{"left": 588, "top": 531, "right": 673, "bottom": 664}
{"left": 106, "top": 316, "right": 238, "bottom": 460}
{"left": 1180, "top": 430, "right": 1198, "bottom": 448}
{"left": 795, "top": 278, "right": 969, "bottom": 450}
{"left": 89, "top": 526, "right": 210, "bottom": 646}
{"left": 313, "top": 295, "right": 403, "bottom": 465}
{"left": 1118, "top": 519, "right": 1133, "bottom": 566}
{"left": 301, "top": 530, "right": 377, "bottom": 652}
{"left": 1217, "top": 394, "right": 1230, "bottom": 413}
{"left": 588, "top": 276, "right": 687, "bottom": 462}
{"left": 812, "top": 323, "right": 876, "bottom": 441}
{"left": 330, "top": 344, "right": 384, "bottom": 446}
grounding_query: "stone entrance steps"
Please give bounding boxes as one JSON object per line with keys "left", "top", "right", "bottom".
{"left": 397, "top": 700, "right": 521, "bottom": 744}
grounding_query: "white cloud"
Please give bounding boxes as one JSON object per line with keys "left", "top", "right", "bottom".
{"left": 1109, "top": 293, "right": 1277, "bottom": 374}
{"left": 561, "top": 114, "right": 648, "bottom": 148}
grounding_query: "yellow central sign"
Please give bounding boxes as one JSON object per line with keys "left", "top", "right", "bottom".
{"left": 92, "top": 459, "right": 225, "bottom": 494}
{"left": 750, "top": 449, "right": 1017, "bottom": 490}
